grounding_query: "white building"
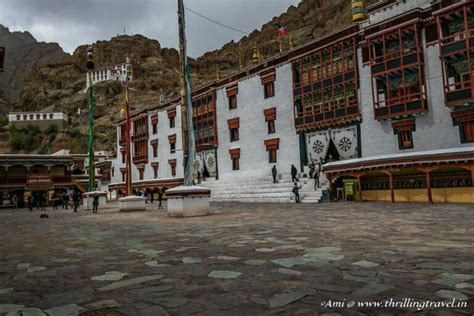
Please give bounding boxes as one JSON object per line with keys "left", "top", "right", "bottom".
{"left": 8, "top": 112, "right": 68, "bottom": 131}
{"left": 85, "top": 58, "right": 133, "bottom": 90}
{"left": 106, "top": 0, "right": 474, "bottom": 203}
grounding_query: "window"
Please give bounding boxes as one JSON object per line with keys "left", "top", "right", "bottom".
{"left": 168, "top": 108, "right": 177, "bottom": 128}
{"left": 264, "top": 81, "right": 275, "bottom": 98}
{"left": 267, "top": 120, "right": 276, "bottom": 134}
{"left": 152, "top": 123, "right": 157, "bottom": 134}
{"left": 49, "top": 114, "right": 54, "bottom": 119}
{"left": 169, "top": 160, "right": 177, "bottom": 177}
{"left": 121, "top": 170, "right": 125, "bottom": 182}
{"left": 230, "top": 127, "right": 239, "bottom": 142}
{"left": 392, "top": 119, "right": 415, "bottom": 150}
{"left": 121, "top": 150, "right": 125, "bottom": 163}
{"left": 43, "top": 114, "right": 47, "bottom": 119}
{"left": 138, "top": 168, "right": 144, "bottom": 180}
{"left": 264, "top": 108, "right": 276, "bottom": 134}
{"left": 452, "top": 108, "right": 474, "bottom": 143}
{"left": 151, "top": 141, "right": 158, "bottom": 158}
{"left": 112, "top": 167, "right": 115, "bottom": 177}
{"left": 398, "top": 131, "right": 413, "bottom": 149}
{"left": 229, "top": 95, "right": 237, "bottom": 109}
{"left": 461, "top": 121, "right": 474, "bottom": 142}
{"left": 16, "top": 115, "right": 20, "bottom": 120}
{"left": 261, "top": 72, "right": 276, "bottom": 99}
{"left": 232, "top": 157, "right": 240, "bottom": 170}
{"left": 227, "top": 118, "right": 240, "bottom": 143}
{"left": 169, "top": 135, "right": 177, "bottom": 154}
{"left": 264, "top": 138, "right": 280, "bottom": 163}
{"left": 229, "top": 148, "right": 240, "bottom": 171}
{"left": 152, "top": 163, "right": 159, "bottom": 179}
{"left": 269, "top": 149, "right": 277, "bottom": 163}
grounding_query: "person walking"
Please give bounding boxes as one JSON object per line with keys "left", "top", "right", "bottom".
{"left": 40, "top": 193, "right": 46, "bottom": 211}
{"left": 272, "top": 165, "right": 278, "bottom": 183}
{"left": 92, "top": 193, "right": 99, "bottom": 214}
{"left": 292, "top": 183, "right": 302, "bottom": 203}
{"left": 28, "top": 195, "right": 33, "bottom": 211}
{"left": 308, "top": 161, "right": 315, "bottom": 179}
{"left": 63, "top": 193, "right": 69, "bottom": 210}
{"left": 314, "top": 160, "right": 321, "bottom": 190}
{"left": 12, "top": 194, "right": 18, "bottom": 211}
{"left": 291, "top": 164, "right": 299, "bottom": 182}
{"left": 73, "top": 191, "right": 80, "bottom": 212}
{"left": 157, "top": 189, "right": 164, "bottom": 209}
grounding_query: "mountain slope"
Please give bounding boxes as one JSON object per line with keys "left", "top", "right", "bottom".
{"left": 0, "top": 25, "right": 68, "bottom": 115}
{"left": 2, "top": 0, "right": 378, "bottom": 154}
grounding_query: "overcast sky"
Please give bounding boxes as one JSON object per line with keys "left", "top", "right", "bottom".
{"left": 1, "top": 0, "right": 299, "bottom": 57}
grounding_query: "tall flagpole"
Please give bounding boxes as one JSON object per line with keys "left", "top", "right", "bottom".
{"left": 86, "top": 47, "right": 95, "bottom": 192}
{"left": 178, "top": 0, "right": 195, "bottom": 186}
{"left": 124, "top": 85, "right": 133, "bottom": 196}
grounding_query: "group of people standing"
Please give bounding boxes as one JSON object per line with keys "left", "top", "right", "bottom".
{"left": 136, "top": 189, "right": 164, "bottom": 209}
{"left": 271, "top": 160, "right": 322, "bottom": 204}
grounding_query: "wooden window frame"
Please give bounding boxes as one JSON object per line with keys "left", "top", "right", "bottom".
{"left": 264, "top": 108, "right": 277, "bottom": 134}
{"left": 169, "top": 159, "right": 177, "bottom": 177}
{"left": 151, "top": 140, "right": 158, "bottom": 158}
{"left": 229, "top": 148, "right": 240, "bottom": 171}
{"left": 291, "top": 36, "right": 360, "bottom": 130}
{"left": 368, "top": 23, "right": 427, "bottom": 120}
{"left": 230, "top": 127, "right": 239, "bottom": 142}
{"left": 192, "top": 91, "right": 217, "bottom": 149}
{"left": 436, "top": 3, "right": 474, "bottom": 107}
{"left": 452, "top": 108, "right": 474, "bottom": 143}
{"left": 151, "top": 162, "right": 159, "bottom": 179}
{"left": 264, "top": 81, "right": 275, "bottom": 99}
{"left": 392, "top": 119, "right": 416, "bottom": 150}
{"left": 264, "top": 138, "right": 280, "bottom": 163}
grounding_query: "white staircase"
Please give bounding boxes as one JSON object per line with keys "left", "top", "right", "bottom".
{"left": 200, "top": 171, "right": 328, "bottom": 203}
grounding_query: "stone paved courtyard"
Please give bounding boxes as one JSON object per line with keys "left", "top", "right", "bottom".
{"left": 0, "top": 202, "right": 473, "bottom": 315}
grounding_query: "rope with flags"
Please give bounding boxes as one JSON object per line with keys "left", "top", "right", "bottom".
{"left": 86, "top": 47, "right": 95, "bottom": 192}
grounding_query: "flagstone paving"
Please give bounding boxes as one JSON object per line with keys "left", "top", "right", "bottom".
{"left": 0, "top": 202, "right": 473, "bottom": 315}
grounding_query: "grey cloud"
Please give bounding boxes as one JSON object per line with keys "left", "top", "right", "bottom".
{"left": 0, "top": 0, "right": 298, "bottom": 57}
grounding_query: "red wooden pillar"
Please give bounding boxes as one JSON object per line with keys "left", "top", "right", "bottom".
{"left": 426, "top": 171, "right": 433, "bottom": 204}
{"left": 388, "top": 172, "right": 395, "bottom": 203}
{"left": 356, "top": 175, "right": 362, "bottom": 202}
{"left": 471, "top": 167, "right": 474, "bottom": 188}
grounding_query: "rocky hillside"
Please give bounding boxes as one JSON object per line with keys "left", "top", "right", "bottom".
{"left": 0, "top": 25, "right": 68, "bottom": 115}
{"left": 1, "top": 0, "right": 378, "bottom": 154}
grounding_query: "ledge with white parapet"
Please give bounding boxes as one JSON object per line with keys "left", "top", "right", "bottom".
{"left": 82, "top": 191, "right": 107, "bottom": 210}
{"left": 118, "top": 195, "right": 146, "bottom": 212}
{"left": 166, "top": 185, "right": 211, "bottom": 217}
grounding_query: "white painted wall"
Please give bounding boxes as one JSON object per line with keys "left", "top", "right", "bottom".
{"left": 215, "top": 63, "right": 300, "bottom": 180}
{"left": 109, "top": 104, "right": 184, "bottom": 188}
{"left": 365, "top": 0, "right": 432, "bottom": 26}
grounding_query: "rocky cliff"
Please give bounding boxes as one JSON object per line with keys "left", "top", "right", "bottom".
{"left": 0, "top": 25, "right": 68, "bottom": 115}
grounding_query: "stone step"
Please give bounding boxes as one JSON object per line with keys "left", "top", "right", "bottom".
{"left": 206, "top": 187, "right": 295, "bottom": 194}
{"left": 211, "top": 193, "right": 292, "bottom": 199}
{"left": 210, "top": 197, "right": 290, "bottom": 203}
